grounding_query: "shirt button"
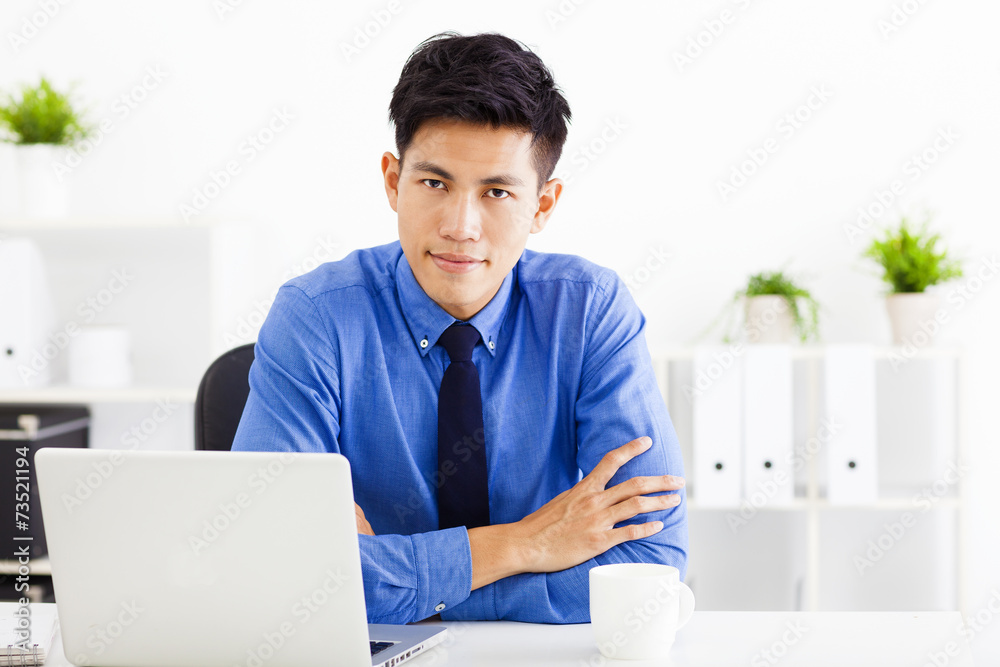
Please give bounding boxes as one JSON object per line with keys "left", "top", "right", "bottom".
{"left": 420, "top": 338, "right": 428, "bottom": 349}
{"left": 434, "top": 602, "right": 446, "bottom": 612}
{"left": 488, "top": 341, "right": 495, "bottom": 350}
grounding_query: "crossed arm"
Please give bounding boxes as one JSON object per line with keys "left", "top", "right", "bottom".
{"left": 354, "top": 435, "right": 685, "bottom": 592}
{"left": 233, "top": 277, "right": 689, "bottom": 623}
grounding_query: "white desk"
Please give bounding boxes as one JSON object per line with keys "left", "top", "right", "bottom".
{"left": 407, "top": 612, "right": 976, "bottom": 666}
{"left": 28, "top": 604, "right": 973, "bottom": 666}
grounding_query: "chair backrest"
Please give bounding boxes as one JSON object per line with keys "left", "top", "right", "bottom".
{"left": 194, "top": 343, "right": 256, "bottom": 451}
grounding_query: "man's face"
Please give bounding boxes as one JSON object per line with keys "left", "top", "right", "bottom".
{"left": 381, "top": 118, "right": 562, "bottom": 321}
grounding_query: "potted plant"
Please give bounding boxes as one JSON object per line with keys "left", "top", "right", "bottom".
{"left": 862, "top": 216, "right": 963, "bottom": 346}
{"left": 0, "top": 76, "right": 91, "bottom": 218}
{"left": 737, "top": 270, "right": 820, "bottom": 344}
{"left": 698, "top": 269, "right": 820, "bottom": 345}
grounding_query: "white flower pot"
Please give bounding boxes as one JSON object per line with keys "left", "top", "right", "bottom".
{"left": 885, "top": 292, "right": 943, "bottom": 347}
{"left": 16, "top": 143, "right": 69, "bottom": 218}
{"left": 0, "top": 142, "right": 20, "bottom": 216}
{"left": 744, "top": 295, "right": 795, "bottom": 344}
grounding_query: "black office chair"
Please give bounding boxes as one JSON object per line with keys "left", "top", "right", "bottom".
{"left": 194, "top": 343, "right": 256, "bottom": 451}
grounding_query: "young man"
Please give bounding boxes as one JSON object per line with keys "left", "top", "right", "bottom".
{"left": 231, "top": 32, "right": 687, "bottom": 624}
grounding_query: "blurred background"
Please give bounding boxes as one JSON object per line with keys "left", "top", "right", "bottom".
{"left": 1, "top": 0, "right": 997, "bottom": 661}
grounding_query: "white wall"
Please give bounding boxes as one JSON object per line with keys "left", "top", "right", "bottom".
{"left": 3, "top": 0, "right": 998, "bottom": 659}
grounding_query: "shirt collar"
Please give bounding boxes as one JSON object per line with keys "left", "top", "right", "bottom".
{"left": 396, "top": 251, "right": 514, "bottom": 358}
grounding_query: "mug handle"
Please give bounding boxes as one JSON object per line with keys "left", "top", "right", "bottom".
{"left": 676, "top": 582, "right": 696, "bottom": 630}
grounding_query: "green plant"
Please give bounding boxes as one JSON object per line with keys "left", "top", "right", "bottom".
{"left": 862, "top": 217, "right": 963, "bottom": 293}
{"left": 739, "top": 270, "right": 819, "bottom": 343}
{"left": 0, "top": 76, "right": 91, "bottom": 145}
{"left": 696, "top": 269, "right": 821, "bottom": 344}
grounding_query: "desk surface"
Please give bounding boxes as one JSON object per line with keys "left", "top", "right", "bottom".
{"left": 26, "top": 604, "right": 973, "bottom": 667}
{"left": 409, "top": 612, "right": 976, "bottom": 666}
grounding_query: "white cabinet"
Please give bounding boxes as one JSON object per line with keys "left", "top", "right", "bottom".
{"left": 651, "top": 346, "right": 966, "bottom": 616}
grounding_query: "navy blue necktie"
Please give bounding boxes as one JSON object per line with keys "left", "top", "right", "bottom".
{"left": 436, "top": 323, "right": 490, "bottom": 530}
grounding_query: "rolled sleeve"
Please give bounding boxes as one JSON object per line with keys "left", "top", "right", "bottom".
{"left": 361, "top": 527, "right": 472, "bottom": 624}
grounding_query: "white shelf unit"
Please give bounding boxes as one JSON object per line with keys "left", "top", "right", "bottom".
{"left": 0, "top": 215, "right": 269, "bottom": 469}
{"left": 1, "top": 215, "right": 263, "bottom": 399}
{"left": 650, "top": 345, "right": 967, "bottom": 617}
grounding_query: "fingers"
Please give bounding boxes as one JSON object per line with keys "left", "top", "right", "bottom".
{"left": 603, "top": 473, "right": 685, "bottom": 507}
{"left": 355, "top": 502, "right": 374, "bottom": 536}
{"left": 606, "top": 520, "right": 666, "bottom": 550}
{"left": 586, "top": 436, "right": 653, "bottom": 489}
{"left": 605, "top": 490, "right": 682, "bottom": 527}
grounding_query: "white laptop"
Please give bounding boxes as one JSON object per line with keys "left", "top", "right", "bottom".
{"left": 35, "top": 448, "right": 448, "bottom": 667}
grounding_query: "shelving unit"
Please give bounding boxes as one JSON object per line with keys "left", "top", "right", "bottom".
{"left": 650, "top": 345, "right": 966, "bottom": 617}
{"left": 1, "top": 215, "right": 264, "bottom": 392}
{"left": 0, "top": 215, "right": 268, "bottom": 461}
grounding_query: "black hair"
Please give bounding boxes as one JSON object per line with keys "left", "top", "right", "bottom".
{"left": 388, "top": 31, "right": 571, "bottom": 191}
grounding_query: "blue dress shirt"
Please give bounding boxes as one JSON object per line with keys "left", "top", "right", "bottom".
{"left": 231, "top": 240, "right": 688, "bottom": 624}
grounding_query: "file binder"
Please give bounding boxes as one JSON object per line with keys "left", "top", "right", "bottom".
{"left": 691, "top": 346, "right": 743, "bottom": 507}
{"left": 824, "top": 344, "right": 879, "bottom": 504}
{"left": 742, "top": 345, "right": 795, "bottom": 506}
{"left": 0, "top": 239, "right": 56, "bottom": 389}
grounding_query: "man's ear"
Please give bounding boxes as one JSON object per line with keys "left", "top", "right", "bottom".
{"left": 530, "top": 177, "right": 563, "bottom": 234}
{"left": 381, "top": 152, "right": 400, "bottom": 212}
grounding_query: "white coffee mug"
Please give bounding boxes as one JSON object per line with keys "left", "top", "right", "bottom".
{"left": 590, "top": 563, "right": 695, "bottom": 660}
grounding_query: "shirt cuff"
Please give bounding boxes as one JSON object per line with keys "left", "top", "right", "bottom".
{"left": 439, "top": 574, "right": 497, "bottom": 621}
{"left": 410, "top": 526, "right": 472, "bottom": 620}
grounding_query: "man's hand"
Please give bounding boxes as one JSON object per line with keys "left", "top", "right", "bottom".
{"left": 355, "top": 502, "right": 374, "bottom": 536}
{"left": 510, "top": 435, "right": 683, "bottom": 573}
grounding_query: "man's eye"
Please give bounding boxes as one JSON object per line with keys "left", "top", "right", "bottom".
{"left": 422, "top": 179, "right": 445, "bottom": 189}
{"left": 486, "top": 188, "right": 509, "bottom": 199}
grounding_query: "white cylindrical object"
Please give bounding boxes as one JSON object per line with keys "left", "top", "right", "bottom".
{"left": 886, "top": 292, "right": 943, "bottom": 347}
{"left": 68, "top": 326, "right": 132, "bottom": 387}
{"left": 744, "top": 295, "right": 796, "bottom": 344}
{"left": 17, "top": 143, "right": 69, "bottom": 219}
{"left": 590, "top": 563, "right": 695, "bottom": 660}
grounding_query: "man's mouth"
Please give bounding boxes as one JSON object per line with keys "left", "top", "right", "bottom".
{"left": 430, "top": 252, "right": 483, "bottom": 274}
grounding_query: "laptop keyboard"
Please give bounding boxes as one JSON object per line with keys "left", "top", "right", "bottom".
{"left": 371, "top": 641, "right": 395, "bottom": 656}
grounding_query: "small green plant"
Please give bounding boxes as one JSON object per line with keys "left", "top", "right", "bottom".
{"left": 696, "top": 269, "right": 820, "bottom": 344}
{"left": 737, "top": 270, "right": 819, "bottom": 343}
{"left": 0, "top": 76, "right": 91, "bottom": 145}
{"left": 862, "top": 216, "right": 962, "bottom": 293}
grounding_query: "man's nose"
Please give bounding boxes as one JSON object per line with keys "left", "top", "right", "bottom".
{"left": 439, "top": 193, "right": 482, "bottom": 242}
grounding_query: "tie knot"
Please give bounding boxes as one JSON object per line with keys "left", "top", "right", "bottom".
{"left": 437, "top": 323, "right": 479, "bottom": 362}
